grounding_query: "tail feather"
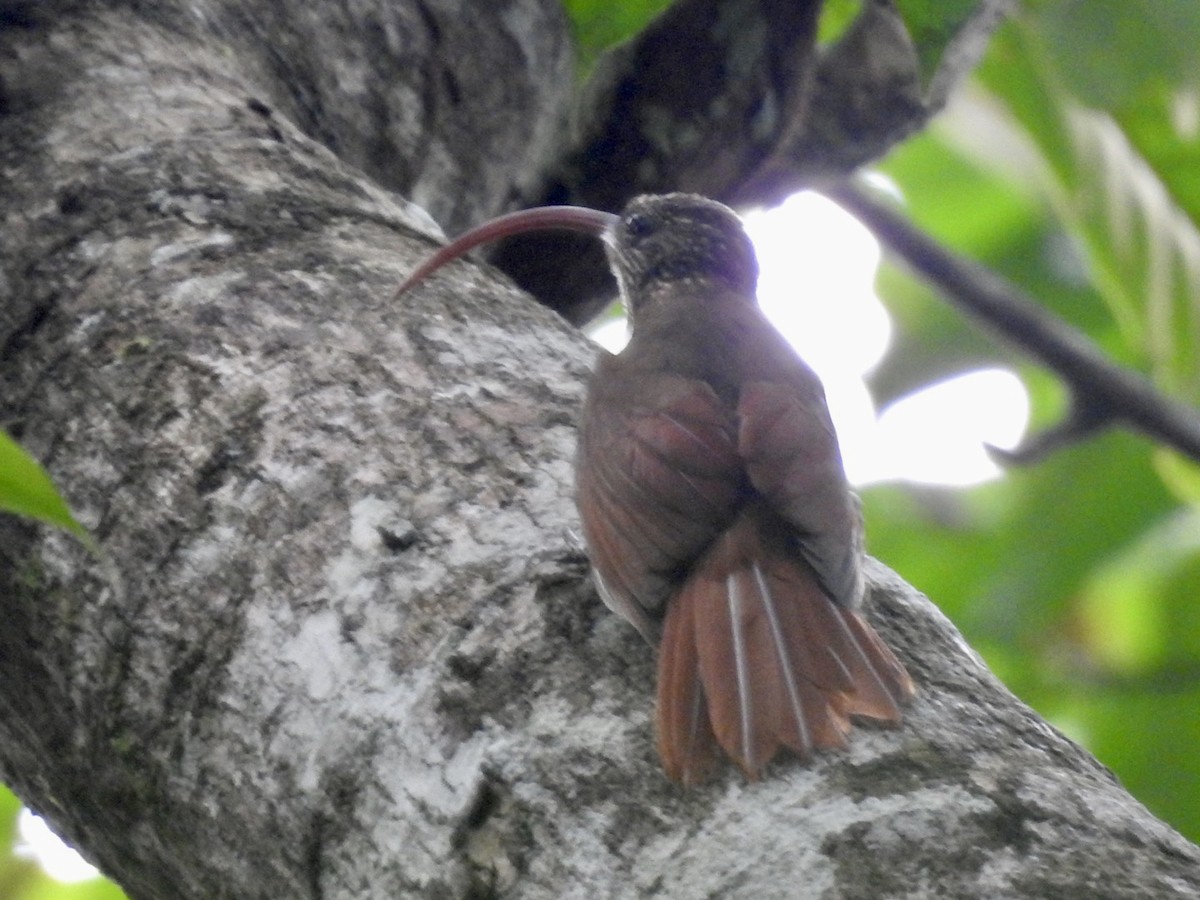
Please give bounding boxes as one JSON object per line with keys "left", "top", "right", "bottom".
{"left": 690, "top": 570, "right": 776, "bottom": 775}
{"left": 657, "top": 591, "right": 720, "bottom": 784}
{"left": 655, "top": 509, "right": 914, "bottom": 782}
{"left": 838, "top": 605, "right": 914, "bottom": 716}
{"left": 764, "top": 572, "right": 856, "bottom": 754}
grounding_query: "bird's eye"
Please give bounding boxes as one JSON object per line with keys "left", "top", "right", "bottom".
{"left": 625, "top": 212, "right": 655, "bottom": 239}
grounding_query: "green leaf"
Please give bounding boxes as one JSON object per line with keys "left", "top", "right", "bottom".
{"left": 1076, "top": 507, "right": 1200, "bottom": 672}
{"left": 0, "top": 785, "right": 20, "bottom": 845}
{"left": 865, "top": 431, "right": 1175, "bottom": 639}
{"left": 23, "top": 874, "right": 128, "bottom": 900}
{"left": 816, "top": 0, "right": 861, "bottom": 45}
{"left": 1154, "top": 448, "right": 1200, "bottom": 505}
{"left": 1054, "top": 686, "right": 1200, "bottom": 847}
{"left": 894, "top": 0, "right": 982, "bottom": 85}
{"left": 1036, "top": 0, "right": 1200, "bottom": 111}
{"left": 871, "top": 125, "right": 1113, "bottom": 405}
{"left": 0, "top": 432, "right": 88, "bottom": 542}
{"left": 861, "top": 0, "right": 1200, "bottom": 849}
{"left": 975, "top": 14, "right": 1200, "bottom": 402}
{"left": 561, "top": 0, "right": 674, "bottom": 69}
{"left": 0, "top": 786, "right": 127, "bottom": 899}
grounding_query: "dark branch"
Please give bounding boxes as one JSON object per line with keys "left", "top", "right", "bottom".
{"left": 827, "top": 179, "right": 1200, "bottom": 464}
{"left": 494, "top": 0, "right": 1013, "bottom": 325}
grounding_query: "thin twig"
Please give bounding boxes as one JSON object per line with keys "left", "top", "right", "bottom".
{"left": 826, "top": 179, "right": 1200, "bottom": 465}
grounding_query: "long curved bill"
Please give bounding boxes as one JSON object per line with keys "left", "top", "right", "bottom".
{"left": 396, "top": 205, "right": 619, "bottom": 297}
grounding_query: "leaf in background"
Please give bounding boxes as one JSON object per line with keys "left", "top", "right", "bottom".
{"left": 865, "top": 430, "right": 1175, "bottom": 646}
{"left": 1057, "top": 686, "right": 1200, "bottom": 852}
{"left": 0, "top": 786, "right": 19, "bottom": 859}
{"left": 894, "top": 0, "right": 988, "bottom": 87}
{"left": 872, "top": 128, "right": 1050, "bottom": 403}
{"left": 0, "top": 786, "right": 36, "bottom": 896}
{"left": 869, "top": 116, "right": 1117, "bottom": 408}
{"left": 862, "top": 6, "right": 1200, "bottom": 845}
{"left": 0, "top": 432, "right": 88, "bottom": 542}
{"left": 31, "top": 874, "right": 129, "bottom": 900}
{"left": 975, "top": 13, "right": 1200, "bottom": 402}
{"left": 816, "top": 0, "right": 862, "bottom": 45}
{"left": 1036, "top": 0, "right": 1200, "bottom": 112}
{"left": 561, "top": 0, "right": 674, "bottom": 71}
{"left": 0, "top": 786, "right": 128, "bottom": 899}
{"left": 1076, "top": 507, "right": 1200, "bottom": 673}
{"left": 1062, "top": 107, "right": 1200, "bottom": 397}
{"left": 1154, "top": 448, "right": 1200, "bottom": 506}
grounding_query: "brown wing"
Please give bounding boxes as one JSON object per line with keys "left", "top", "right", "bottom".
{"left": 654, "top": 326, "right": 913, "bottom": 783}
{"left": 737, "top": 378, "right": 864, "bottom": 609}
{"left": 578, "top": 322, "right": 914, "bottom": 784}
{"left": 575, "top": 359, "right": 745, "bottom": 639}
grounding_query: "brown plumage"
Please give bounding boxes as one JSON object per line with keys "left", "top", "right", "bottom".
{"left": 575, "top": 194, "right": 914, "bottom": 783}
{"left": 396, "top": 192, "right": 914, "bottom": 783}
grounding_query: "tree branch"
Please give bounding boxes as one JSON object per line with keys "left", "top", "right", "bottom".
{"left": 828, "top": 179, "right": 1200, "bottom": 464}
{"left": 2, "top": 4, "right": 1199, "bottom": 898}
{"left": 492, "top": 0, "right": 1015, "bottom": 324}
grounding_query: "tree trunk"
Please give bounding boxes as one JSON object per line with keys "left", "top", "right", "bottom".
{"left": 1, "top": 2, "right": 1196, "bottom": 898}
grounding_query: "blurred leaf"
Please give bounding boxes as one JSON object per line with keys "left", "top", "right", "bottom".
{"left": 816, "top": 0, "right": 862, "bottom": 45}
{"left": 894, "top": 0, "right": 982, "bottom": 85}
{"left": 880, "top": 125, "right": 1043, "bottom": 255}
{"left": 863, "top": 1, "right": 1200, "bottom": 847}
{"left": 0, "top": 786, "right": 126, "bottom": 900}
{"left": 561, "top": 0, "right": 673, "bottom": 69}
{"left": 1153, "top": 448, "right": 1200, "bottom": 505}
{"left": 865, "top": 431, "right": 1175, "bottom": 641}
{"left": 0, "top": 786, "right": 19, "bottom": 857}
{"left": 23, "top": 876, "right": 127, "bottom": 900}
{"left": 870, "top": 123, "right": 1112, "bottom": 405}
{"left": 996, "top": 432, "right": 1174, "bottom": 647}
{"left": 1035, "top": 0, "right": 1200, "bottom": 111}
{"left": 1076, "top": 508, "right": 1200, "bottom": 672}
{"left": 1113, "top": 84, "right": 1200, "bottom": 225}
{"left": 976, "top": 14, "right": 1200, "bottom": 402}
{"left": 0, "top": 432, "right": 88, "bottom": 542}
{"left": 0, "top": 786, "right": 38, "bottom": 899}
{"left": 1055, "top": 685, "right": 1200, "bottom": 847}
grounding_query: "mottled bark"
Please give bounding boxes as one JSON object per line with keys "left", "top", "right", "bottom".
{"left": 1, "top": 2, "right": 1197, "bottom": 899}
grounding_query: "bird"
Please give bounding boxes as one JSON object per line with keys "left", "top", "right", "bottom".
{"left": 397, "top": 192, "right": 914, "bottom": 784}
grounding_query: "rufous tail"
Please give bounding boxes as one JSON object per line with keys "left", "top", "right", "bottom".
{"left": 656, "top": 510, "right": 914, "bottom": 784}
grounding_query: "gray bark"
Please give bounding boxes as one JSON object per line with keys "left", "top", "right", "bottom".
{"left": 1, "top": 2, "right": 1197, "bottom": 899}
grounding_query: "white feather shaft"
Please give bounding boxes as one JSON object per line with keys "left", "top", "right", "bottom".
{"left": 754, "top": 563, "right": 811, "bottom": 754}
{"left": 727, "top": 573, "right": 754, "bottom": 763}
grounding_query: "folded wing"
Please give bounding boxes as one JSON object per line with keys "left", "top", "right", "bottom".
{"left": 576, "top": 367, "right": 744, "bottom": 639}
